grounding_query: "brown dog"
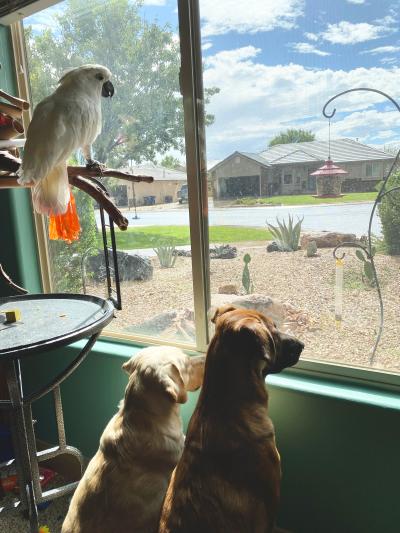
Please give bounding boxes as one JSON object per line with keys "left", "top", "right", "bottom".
{"left": 62, "top": 346, "right": 205, "bottom": 533}
{"left": 158, "top": 305, "right": 304, "bottom": 533}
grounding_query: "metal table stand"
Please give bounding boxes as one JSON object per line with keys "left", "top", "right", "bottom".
{"left": 0, "top": 294, "right": 115, "bottom": 532}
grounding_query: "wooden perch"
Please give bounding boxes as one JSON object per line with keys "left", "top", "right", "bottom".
{"left": 0, "top": 101, "right": 23, "bottom": 120}
{"left": 69, "top": 175, "right": 129, "bottom": 230}
{"left": 66, "top": 166, "right": 154, "bottom": 183}
{"left": 0, "top": 156, "right": 154, "bottom": 230}
{"left": 0, "top": 89, "right": 30, "bottom": 110}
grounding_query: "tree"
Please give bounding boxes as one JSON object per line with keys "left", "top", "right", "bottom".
{"left": 378, "top": 171, "right": 400, "bottom": 255}
{"left": 160, "top": 155, "right": 184, "bottom": 170}
{"left": 268, "top": 128, "right": 316, "bottom": 147}
{"left": 25, "top": 0, "right": 218, "bottom": 167}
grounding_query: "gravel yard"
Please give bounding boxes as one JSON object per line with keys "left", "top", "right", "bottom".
{"left": 96, "top": 244, "right": 400, "bottom": 374}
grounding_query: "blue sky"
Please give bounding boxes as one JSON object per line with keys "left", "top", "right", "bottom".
{"left": 26, "top": 0, "right": 400, "bottom": 163}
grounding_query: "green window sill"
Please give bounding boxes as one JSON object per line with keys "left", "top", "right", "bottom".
{"left": 67, "top": 337, "right": 400, "bottom": 412}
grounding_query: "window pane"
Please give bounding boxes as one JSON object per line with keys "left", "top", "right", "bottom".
{"left": 200, "top": 0, "right": 400, "bottom": 373}
{"left": 24, "top": 0, "right": 196, "bottom": 345}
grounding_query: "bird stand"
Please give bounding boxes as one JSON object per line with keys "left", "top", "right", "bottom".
{"left": 334, "top": 257, "right": 344, "bottom": 328}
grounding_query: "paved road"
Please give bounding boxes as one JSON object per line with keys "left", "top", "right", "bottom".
{"left": 100, "top": 202, "right": 380, "bottom": 237}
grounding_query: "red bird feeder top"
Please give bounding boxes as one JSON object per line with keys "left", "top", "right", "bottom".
{"left": 310, "top": 159, "right": 348, "bottom": 177}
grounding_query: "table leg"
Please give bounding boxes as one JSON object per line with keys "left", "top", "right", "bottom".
{"left": 5, "top": 359, "right": 39, "bottom": 533}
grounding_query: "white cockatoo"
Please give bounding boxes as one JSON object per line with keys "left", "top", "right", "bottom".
{"left": 17, "top": 64, "right": 114, "bottom": 215}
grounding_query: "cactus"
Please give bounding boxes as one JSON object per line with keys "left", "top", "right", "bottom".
{"left": 305, "top": 240, "right": 318, "bottom": 257}
{"left": 355, "top": 248, "right": 376, "bottom": 287}
{"left": 242, "top": 253, "right": 253, "bottom": 294}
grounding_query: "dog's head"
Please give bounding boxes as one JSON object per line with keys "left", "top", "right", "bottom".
{"left": 122, "top": 346, "right": 205, "bottom": 404}
{"left": 210, "top": 305, "right": 304, "bottom": 377}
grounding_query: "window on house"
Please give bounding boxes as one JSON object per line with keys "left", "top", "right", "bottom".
{"left": 296, "top": 176, "right": 301, "bottom": 184}
{"left": 284, "top": 174, "right": 293, "bottom": 184}
{"left": 22, "top": 0, "right": 400, "bottom": 377}
{"left": 366, "top": 162, "right": 381, "bottom": 178}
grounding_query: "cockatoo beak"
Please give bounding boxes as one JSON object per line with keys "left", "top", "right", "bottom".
{"left": 102, "top": 80, "right": 114, "bottom": 98}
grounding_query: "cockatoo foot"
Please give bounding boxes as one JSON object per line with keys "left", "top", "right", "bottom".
{"left": 85, "top": 159, "right": 105, "bottom": 174}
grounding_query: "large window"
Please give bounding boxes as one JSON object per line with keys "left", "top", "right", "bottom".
{"left": 23, "top": 0, "right": 197, "bottom": 345}
{"left": 21, "top": 0, "right": 400, "bottom": 376}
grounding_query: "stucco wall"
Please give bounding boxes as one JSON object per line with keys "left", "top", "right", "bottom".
{"left": 127, "top": 180, "right": 184, "bottom": 205}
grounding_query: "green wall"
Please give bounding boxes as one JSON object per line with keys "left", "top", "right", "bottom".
{"left": 0, "top": 25, "right": 42, "bottom": 296}
{"left": 22, "top": 342, "right": 400, "bottom": 533}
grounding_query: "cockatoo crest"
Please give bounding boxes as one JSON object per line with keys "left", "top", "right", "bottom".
{"left": 18, "top": 64, "right": 113, "bottom": 215}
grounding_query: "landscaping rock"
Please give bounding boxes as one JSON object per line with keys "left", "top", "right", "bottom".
{"left": 210, "top": 293, "right": 285, "bottom": 326}
{"left": 126, "top": 308, "right": 195, "bottom": 341}
{"left": 174, "top": 245, "right": 238, "bottom": 259}
{"left": 266, "top": 241, "right": 281, "bottom": 252}
{"left": 87, "top": 250, "right": 153, "bottom": 282}
{"left": 301, "top": 232, "right": 357, "bottom": 249}
{"left": 210, "top": 244, "right": 237, "bottom": 259}
{"left": 218, "top": 283, "right": 240, "bottom": 295}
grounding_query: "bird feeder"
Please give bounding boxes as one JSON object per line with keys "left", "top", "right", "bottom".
{"left": 310, "top": 159, "right": 348, "bottom": 198}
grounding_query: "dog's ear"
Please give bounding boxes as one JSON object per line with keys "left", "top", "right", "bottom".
{"left": 160, "top": 363, "right": 188, "bottom": 404}
{"left": 211, "top": 304, "right": 238, "bottom": 324}
{"left": 122, "top": 356, "right": 136, "bottom": 375}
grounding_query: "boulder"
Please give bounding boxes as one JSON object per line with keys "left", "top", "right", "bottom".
{"left": 218, "top": 284, "right": 240, "bottom": 295}
{"left": 301, "top": 232, "right": 357, "bottom": 249}
{"left": 266, "top": 241, "right": 281, "bottom": 253}
{"left": 126, "top": 308, "right": 195, "bottom": 341}
{"left": 210, "top": 244, "right": 237, "bottom": 259}
{"left": 210, "top": 293, "right": 285, "bottom": 326}
{"left": 87, "top": 249, "right": 153, "bottom": 282}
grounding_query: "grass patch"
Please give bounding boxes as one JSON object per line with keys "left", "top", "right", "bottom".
{"left": 234, "top": 192, "right": 378, "bottom": 206}
{"left": 100, "top": 225, "right": 271, "bottom": 250}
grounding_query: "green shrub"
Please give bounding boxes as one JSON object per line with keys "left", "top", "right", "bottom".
{"left": 378, "top": 171, "right": 400, "bottom": 255}
{"left": 266, "top": 215, "right": 303, "bottom": 251}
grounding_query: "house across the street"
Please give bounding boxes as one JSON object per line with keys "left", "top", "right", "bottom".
{"left": 209, "top": 138, "right": 395, "bottom": 199}
{"left": 118, "top": 163, "right": 187, "bottom": 206}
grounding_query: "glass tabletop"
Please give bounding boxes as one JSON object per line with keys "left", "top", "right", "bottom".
{"left": 0, "top": 293, "right": 114, "bottom": 359}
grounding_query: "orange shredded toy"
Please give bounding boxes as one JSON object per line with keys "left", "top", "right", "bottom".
{"left": 48, "top": 189, "right": 81, "bottom": 243}
{"left": 39, "top": 527, "right": 50, "bottom": 533}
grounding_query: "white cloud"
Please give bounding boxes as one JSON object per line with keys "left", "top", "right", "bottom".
{"left": 320, "top": 21, "right": 392, "bottom": 45}
{"left": 380, "top": 57, "right": 398, "bottom": 65}
{"left": 304, "top": 32, "right": 319, "bottom": 42}
{"left": 346, "top": 0, "right": 366, "bottom": 4}
{"left": 290, "top": 42, "right": 331, "bottom": 56}
{"left": 202, "top": 42, "right": 214, "bottom": 51}
{"left": 200, "top": 0, "right": 304, "bottom": 37}
{"left": 203, "top": 47, "right": 400, "bottom": 158}
{"left": 361, "top": 45, "right": 400, "bottom": 55}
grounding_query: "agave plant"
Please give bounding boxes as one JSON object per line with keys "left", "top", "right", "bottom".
{"left": 152, "top": 239, "right": 178, "bottom": 268}
{"left": 266, "top": 215, "right": 304, "bottom": 251}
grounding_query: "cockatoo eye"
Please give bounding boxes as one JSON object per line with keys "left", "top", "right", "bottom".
{"left": 95, "top": 73, "right": 104, "bottom": 81}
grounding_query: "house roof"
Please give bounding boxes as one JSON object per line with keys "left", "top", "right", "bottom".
{"left": 209, "top": 151, "right": 271, "bottom": 173}
{"left": 238, "top": 152, "right": 272, "bottom": 167}
{"left": 125, "top": 163, "right": 187, "bottom": 181}
{"left": 259, "top": 138, "right": 394, "bottom": 165}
